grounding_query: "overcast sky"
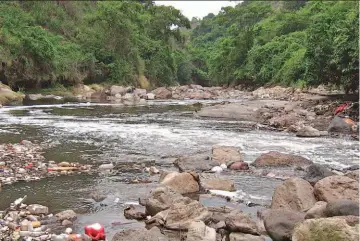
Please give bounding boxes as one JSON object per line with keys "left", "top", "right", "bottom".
{"left": 154, "top": 1, "right": 240, "bottom": 19}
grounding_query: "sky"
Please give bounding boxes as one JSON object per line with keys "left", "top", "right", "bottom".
{"left": 154, "top": 1, "right": 240, "bottom": 20}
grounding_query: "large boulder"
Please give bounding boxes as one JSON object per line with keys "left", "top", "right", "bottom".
{"left": 202, "top": 178, "right": 236, "bottom": 192}
{"left": 225, "top": 210, "right": 259, "bottom": 235}
{"left": 174, "top": 153, "right": 216, "bottom": 172}
{"left": 145, "top": 186, "right": 183, "bottom": 216}
{"left": 303, "top": 164, "right": 334, "bottom": 186}
{"left": 160, "top": 172, "right": 200, "bottom": 194}
{"left": 229, "top": 233, "right": 265, "bottom": 241}
{"left": 325, "top": 200, "right": 359, "bottom": 217}
{"left": 292, "top": 217, "right": 359, "bottom": 241}
{"left": 296, "top": 126, "right": 321, "bottom": 137}
{"left": 112, "top": 227, "right": 167, "bottom": 241}
{"left": 146, "top": 197, "right": 211, "bottom": 230}
{"left": 212, "top": 145, "right": 243, "bottom": 165}
{"left": 305, "top": 201, "right": 327, "bottom": 219}
{"left": 152, "top": 87, "right": 172, "bottom": 99}
{"left": 133, "top": 88, "right": 147, "bottom": 99}
{"left": 271, "top": 177, "right": 317, "bottom": 212}
{"left": 252, "top": 152, "right": 312, "bottom": 168}
{"left": 264, "top": 209, "right": 305, "bottom": 241}
{"left": 186, "top": 221, "right": 216, "bottom": 241}
{"left": 328, "top": 116, "right": 357, "bottom": 134}
{"left": 314, "top": 176, "right": 359, "bottom": 202}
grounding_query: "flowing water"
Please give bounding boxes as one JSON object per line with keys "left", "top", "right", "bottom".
{"left": 0, "top": 100, "right": 358, "bottom": 238}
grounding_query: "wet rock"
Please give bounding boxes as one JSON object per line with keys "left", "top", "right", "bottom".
{"left": 271, "top": 177, "right": 316, "bottom": 212}
{"left": 225, "top": 210, "right": 259, "bottom": 235}
{"left": 124, "top": 205, "right": 147, "bottom": 220}
{"left": 212, "top": 145, "right": 243, "bottom": 165}
{"left": 152, "top": 87, "right": 172, "bottom": 99}
{"left": 292, "top": 217, "right": 359, "bottom": 241}
{"left": 345, "top": 170, "right": 359, "bottom": 181}
{"left": 264, "top": 209, "right": 305, "bottom": 241}
{"left": 173, "top": 153, "right": 216, "bottom": 172}
{"left": 328, "top": 116, "right": 357, "bottom": 134}
{"left": 145, "top": 186, "right": 183, "bottom": 216}
{"left": 229, "top": 233, "right": 265, "bottom": 241}
{"left": 303, "top": 164, "right": 334, "bottom": 186}
{"left": 146, "top": 197, "right": 211, "bottom": 230}
{"left": 186, "top": 221, "right": 216, "bottom": 241}
{"left": 27, "top": 204, "right": 49, "bottom": 215}
{"left": 55, "top": 210, "right": 77, "bottom": 221}
{"left": 305, "top": 201, "right": 327, "bottom": 219}
{"left": 296, "top": 126, "right": 321, "bottom": 137}
{"left": 314, "top": 176, "right": 359, "bottom": 202}
{"left": 160, "top": 172, "right": 200, "bottom": 194}
{"left": 252, "top": 151, "right": 312, "bottom": 167}
{"left": 325, "top": 200, "right": 359, "bottom": 217}
{"left": 228, "top": 161, "right": 249, "bottom": 170}
{"left": 112, "top": 227, "right": 167, "bottom": 241}
{"left": 202, "top": 178, "right": 235, "bottom": 192}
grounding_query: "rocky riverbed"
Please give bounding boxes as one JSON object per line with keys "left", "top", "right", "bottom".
{"left": 0, "top": 92, "right": 358, "bottom": 240}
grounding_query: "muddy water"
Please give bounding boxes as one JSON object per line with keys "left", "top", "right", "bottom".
{"left": 0, "top": 101, "right": 358, "bottom": 238}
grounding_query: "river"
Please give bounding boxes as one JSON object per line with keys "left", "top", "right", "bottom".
{"left": 0, "top": 100, "right": 358, "bottom": 238}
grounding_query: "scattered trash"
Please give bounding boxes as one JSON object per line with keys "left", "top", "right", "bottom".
{"left": 84, "top": 223, "right": 106, "bottom": 241}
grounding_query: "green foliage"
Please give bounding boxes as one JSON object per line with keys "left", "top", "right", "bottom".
{"left": 188, "top": 1, "right": 358, "bottom": 91}
{"left": 0, "top": 1, "right": 190, "bottom": 89}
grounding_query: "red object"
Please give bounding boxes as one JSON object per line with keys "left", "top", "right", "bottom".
{"left": 334, "top": 103, "right": 349, "bottom": 115}
{"left": 24, "top": 163, "right": 33, "bottom": 169}
{"left": 84, "top": 223, "right": 106, "bottom": 241}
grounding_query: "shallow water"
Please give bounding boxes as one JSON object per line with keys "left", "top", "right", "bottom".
{"left": 0, "top": 100, "right": 358, "bottom": 238}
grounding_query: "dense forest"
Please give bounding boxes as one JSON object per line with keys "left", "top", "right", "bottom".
{"left": 0, "top": 1, "right": 358, "bottom": 93}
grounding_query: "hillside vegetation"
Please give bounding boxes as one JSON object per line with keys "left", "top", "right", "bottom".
{"left": 0, "top": 1, "right": 358, "bottom": 93}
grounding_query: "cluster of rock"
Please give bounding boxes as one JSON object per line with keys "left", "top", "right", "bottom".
{"left": 0, "top": 141, "right": 93, "bottom": 186}
{"left": 0, "top": 83, "right": 24, "bottom": 106}
{"left": 262, "top": 163, "right": 359, "bottom": 241}
{"left": 112, "top": 144, "right": 359, "bottom": 241}
{"left": 0, "top": 196, "right": 78, "bottom": 240}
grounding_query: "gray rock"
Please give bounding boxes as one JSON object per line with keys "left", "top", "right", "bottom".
{"left": 146, "top": 197, "right": 211, "bottom": 230}
{"left": 303, "top": 164, "right": 334, "bottom": 186}
{"left": 112, "top": 227, "right": 168, "bottom": 241}
{"left": 173, "top": 153, "right": 216, "bottom": 172}
{"left": 202, "top": 178, "right": 236, "bottom": 192}
{"left": 264, "top": 209, "right": 305, "bottom": 241}
{"left": 145, "top": 186, "right": 183, "bottom": 216}
{"left": 62, "top": 220, "right": 73, "bottom": 227}
{"left": 225, "top": 210, "right": 259, "bottom": 235}
{"left": 296, "top": 126, "right": 321, "bottom": 137}
{"left": 89, "top": 192, "right": 107, "bottom": 202}
{"left": 27, "top": 204, "right": 49, "bottom": 215}
{"left": 325, "top": 200, "right": 359, "bottom": 217}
